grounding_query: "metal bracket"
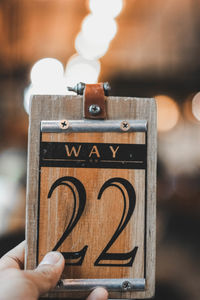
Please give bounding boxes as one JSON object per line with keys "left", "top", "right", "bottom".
{"left": 41, "top": 119, "right": 147, "bottom": 133}
{"left": 56, "top": 278, "right": 145, "bottom": 292}
{"left": 67, "top": 82, "right": 111, "bottom": 120}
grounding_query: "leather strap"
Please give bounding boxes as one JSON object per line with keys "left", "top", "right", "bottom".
{"left": 83, "top": 83, "right": 106, "bottom": 119}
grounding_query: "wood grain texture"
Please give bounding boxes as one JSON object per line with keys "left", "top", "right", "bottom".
{"left": 25, "top": 95, "right": 156, "bottom": 299}
{"left": 39, "top": 131, "right": 145, "bottom": 279}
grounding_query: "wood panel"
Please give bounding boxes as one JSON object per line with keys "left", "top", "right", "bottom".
{"left": 26, "top": 95, "right": 156, "bottom": 299}
{"left": 38, "top": 131, "right": 145, "bottom": 280}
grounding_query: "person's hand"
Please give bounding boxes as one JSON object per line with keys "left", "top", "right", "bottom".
{"left": 0, "top": 241, "right": 108, "bottom": 300}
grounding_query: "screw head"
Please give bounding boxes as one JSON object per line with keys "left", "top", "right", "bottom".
{"left": 59, "top": 120, "right": 69, "bottom": 129}
{"left": 88, "top": 104, "right": 101, "bottom": 116}
{"left": 120, "top": 121, "right": 130, "bottom": 131}
{"left": 122, "top": 281, "right": 131, "bottom": 291}
{"left": 67, "top": 82, "right": 85, "bottom": 95}
{"left": 56, "top": 279, "right": 64, "bottom": 288}
{"left": 103, "top": 82, "right": 111, "bottom": 96}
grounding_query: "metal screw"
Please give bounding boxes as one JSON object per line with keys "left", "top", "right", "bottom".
{"left": 122, "top": 281, "right": 132, "bottom": 291}
{"left": 59, "top": 120, "right": 69, "bottom": 129}
{"left": 88, "top": 104, "right": 101, "bottom": 116}
{"left": 120, "top": 121, "right": 130, "bottom": 131}
{"left": 56, "top": 279, "right": 64, "bottom": 288}
{"left": 67, "top": 82, "right": 85, "bottom": 95}
{"left": 103, "top": 82, "right": 111, "bottom": 96}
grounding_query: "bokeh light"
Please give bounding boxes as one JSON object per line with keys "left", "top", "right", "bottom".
{"left": 23, "top": 84, "right": 33, "bottom": 114}
{"left": 30, "top": 58, "right": 64, "bottom": 90}
{"left": 82, "top": 14, "right": 117, "bottom": 44}
{"left": 65, "top": 1, "right": 123, "bottom": 90}
{"left": 156, "top": 95, "right": 180, "bottom": 132}
{"left": 75, "top": 32, "right": 109, "bottom": 60}
{"left": 89, "top": 0, "right": 123, "bottom": 18}
{"left": 183, "top": 95, "right": 199, "bottom": 124}
{"left": 192, "top": 92, "right": 200, "bottom": 121}
{"left": 65, "top": 55, "right": 101, "bottom": 87}
{"left": 24, "top": 58, "right": 66, "bottom": 113}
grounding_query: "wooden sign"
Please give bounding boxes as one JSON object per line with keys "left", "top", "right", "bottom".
{"left": 26, "top": 94, "right": 156, "bottom": 299}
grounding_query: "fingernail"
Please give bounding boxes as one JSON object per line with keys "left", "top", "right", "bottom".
{"left": 39, "top": 252, "right": 61, "bottom": 265}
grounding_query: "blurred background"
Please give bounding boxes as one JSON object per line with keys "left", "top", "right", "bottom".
{"left": 0, "top": 0, "right": 200, "bottom": 299}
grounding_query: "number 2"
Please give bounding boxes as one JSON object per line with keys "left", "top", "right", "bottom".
{"left": 94, "top": 178, "right": 138, "bottom": 266}
{"left": 48, "top": 177, "right": 88, "bottom": 265}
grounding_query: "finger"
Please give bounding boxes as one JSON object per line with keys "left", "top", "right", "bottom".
{"left": 86, "top": 288, "right": 108, "bottom": 300}
{"left": 25, "top": 251, "right": 65, "bottom": 297}
{"left": 0, "top": 241, "right": 25, "bottom": 271}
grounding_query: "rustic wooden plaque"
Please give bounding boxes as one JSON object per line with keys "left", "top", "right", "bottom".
{"left": 26, "top": 95, "right": 156, "bottom": 299}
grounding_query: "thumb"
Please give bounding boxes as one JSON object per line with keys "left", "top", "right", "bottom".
{"left": 26, "top": 252, "right": 65, "bottom": 296}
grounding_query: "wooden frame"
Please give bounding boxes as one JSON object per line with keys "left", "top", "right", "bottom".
{"left": 25, "top": 95, "right": 156, "bottom": 299}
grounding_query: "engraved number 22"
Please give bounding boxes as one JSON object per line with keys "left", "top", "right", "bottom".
{"left": 48, "top": 176, "right": 138, "bottom": 267}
